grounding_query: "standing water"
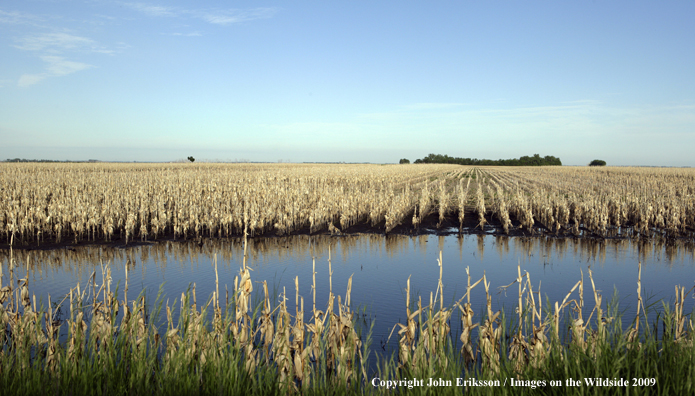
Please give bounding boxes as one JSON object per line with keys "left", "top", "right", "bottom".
{"left": 2, "top": 234, "right": 694, "bottom": 354}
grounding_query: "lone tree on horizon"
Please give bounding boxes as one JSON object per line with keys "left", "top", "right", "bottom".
{"left": 187, "top": 156, "right": 195, "bottom": 162}
{"left": 589, "top": 159, "right": 606, "bottom": 166}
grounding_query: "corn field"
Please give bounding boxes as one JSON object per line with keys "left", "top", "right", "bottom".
{"left": 1, "top": 163, "right": 694, "bottom": 247}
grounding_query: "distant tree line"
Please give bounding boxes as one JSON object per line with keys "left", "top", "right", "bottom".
{"left": 413, "top": 153, "right": 562, "bottom": 166}
{"left": 5, "top": 158, "right": 74, "bottom": 163}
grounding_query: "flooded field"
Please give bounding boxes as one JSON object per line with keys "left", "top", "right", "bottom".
{"left": 3, "top": 234, "right": 694, "bottom": 348}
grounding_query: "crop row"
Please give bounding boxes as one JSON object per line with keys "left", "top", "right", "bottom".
{"left": 2, "top": 163, "right": 694, "bottom": 245}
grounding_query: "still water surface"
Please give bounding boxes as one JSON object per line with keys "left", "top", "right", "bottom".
{"left": 2, "top": 234, "right": 695, "bottom": 349}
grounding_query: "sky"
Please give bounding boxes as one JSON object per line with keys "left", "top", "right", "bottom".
{"left": 1, "top": 1, "right": 694, "bottom": 166}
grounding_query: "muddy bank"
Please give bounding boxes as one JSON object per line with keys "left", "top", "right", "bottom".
{"left": 2, "top": 210, "right": 692, "bottom": 252}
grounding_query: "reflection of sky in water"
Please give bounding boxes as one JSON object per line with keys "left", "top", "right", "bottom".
{"left": 2, "top": 235, "right": 694, "bottom": 353}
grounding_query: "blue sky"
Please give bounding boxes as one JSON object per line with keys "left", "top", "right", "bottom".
{"left": 1, "top": 1, "right": 693, "bottom": 165}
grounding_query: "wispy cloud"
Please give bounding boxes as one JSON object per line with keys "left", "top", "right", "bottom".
{"left": 0, "top": 9, "right": 45, "bottom": 26}
{"left": 42, "top": 55, "right": 92, "bottom": 76}
{"left": 0, "top": 9, "right": 24, "bottom": 24}
{"left": 402, "top": 102, "right": 470, "bottom": 111}
{"left": 17, "top": 74, "right": 47, "bottom": 87}
{"left": 197, "top": 8, "right": 279, "bottom": 25}
{"left": 18, "top": 56, "right": 93, "bottom": 87}
{"left": 121, "top": 2, "right": 179, "bottom": 17}
{"left": 120, "top": 2, "right": 279, "bottom": 25}
{"left": 170, "top": 31, "right": 202, "bottom": 37}
{"left": 14, "top": 32, "right": 117, "bottom": 55}
{"left": 559, "top": 99, "right": 603, "bottom": 105}
{"left": 11, "top": 30, "right": 115, "bottom": 85}
{"left": 14, "top": 32, "right": 94, "bottom": 52}
{"left": 482, "top": 102, "right": 603, "bottom": 118}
